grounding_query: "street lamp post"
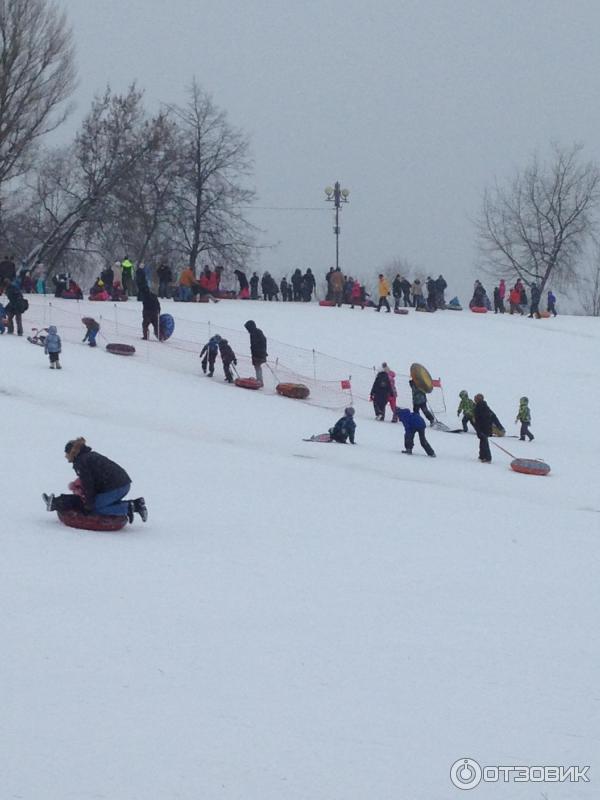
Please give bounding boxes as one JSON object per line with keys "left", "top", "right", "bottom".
{"left": 324, "top": 182, "right": 350, "bottom": 271}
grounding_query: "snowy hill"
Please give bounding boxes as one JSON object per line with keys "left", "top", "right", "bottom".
{"left": 2, "top": 296, "right": 599, "bottom": 800}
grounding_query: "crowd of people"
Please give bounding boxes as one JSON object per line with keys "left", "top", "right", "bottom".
{"left": 471, "top": 278, "right": 558, "bottom": 317}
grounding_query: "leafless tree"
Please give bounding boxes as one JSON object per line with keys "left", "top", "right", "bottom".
{"left": 26, "top": 85, "right": 166, "bottom": 276}
{"left": 100, "top": 115, "right": 180, "bottom": 265}
{"left": 0, "top": 0, "right": 76, "bottom": 233}
{"left": 578, "top": 252, "right": 600, "bottom": 316}
{"left": 165, "top": 79, "right": 256, "bottom": 270}
{"left": 477, "top": 143, "right": 600, "bottom": 293}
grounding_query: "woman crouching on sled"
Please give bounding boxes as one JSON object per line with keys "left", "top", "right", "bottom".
{"left": 42, "top": 437, "right": 148, "bottom": 524}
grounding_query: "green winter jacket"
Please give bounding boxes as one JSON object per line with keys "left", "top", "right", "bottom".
{"left": 516, "top": 399, "right": 531, "bottom": 423}
{"left": 457, "top": 394, "right": 475, "bottom": 420}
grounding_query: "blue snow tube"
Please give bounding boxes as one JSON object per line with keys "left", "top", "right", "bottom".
{"left": 159, "top": 313, "right": 175, "bottom": 341}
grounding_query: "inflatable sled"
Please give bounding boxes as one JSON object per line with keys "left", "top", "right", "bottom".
{"left": 159, "top": 313, "right": 175, "bottom": 341}
{"left": 57, "top": 509, "right": 128, "bottom": 532}
{"left": 470, "top": 306, "right": 488, "bottom": 313}
{"left": 319, "top": 300, "right": 335, "bottom": 307}
{"left": 394, "top": 308, "right": 409, "bottom": 315}
{"left": 276, "top": 382, "right": 310, "bottom": 399}
{"left": 235, "top": 377, "right": 262, "bottom": 390}
{"left": 510, "top": 458, "right": 551, "bottom": 476}
{"left": 106, "top": 343, "right": 136, "bottom": 356}
{"left": 27, "top": 327, "right": 48, "bottom": 346}
{"left": 303, "top": 433, "right": 332, "bottom": 442}
{"left": 410, "top": 362, "right": 434, "bottom": 394}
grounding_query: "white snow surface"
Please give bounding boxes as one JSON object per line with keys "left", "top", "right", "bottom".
{"left": 2, "top": 296, "right": 599, "bottom": 800}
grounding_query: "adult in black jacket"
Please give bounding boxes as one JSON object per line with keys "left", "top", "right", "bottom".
{"left": 435, "top": 274, "right": 447, "bottom": 307}
{"left": 3, "top": 279, "right": 26, "bottom": 335}
{"left": 473, "top": 393, "right": 493, "bottom": 463}
{"left": 426, "top": 277, "right": 437, "bottom": 311}
{"left": 244, "top": 320, "right": 267, "bottom": 385}
{"left": 141, "top": 287, "right": 161, "bottom": 340}
{"left": 392, "top": 274, "right": 402, "bottom": 310}
{"left": 302, "top": 269, "right": 316, "bottom": 301}
{"left": 135, "top": 265, "right": 149, "bottom": 300}
{"left": 291, "top": 269, "right": 303, "bottom": 302}
{"left": 370, "top": 369, "right": 393, "bottom": 421}
{"left": 157, "top": 264, "right": 173, "bottom": 298}
{"left": 249, "top": 273, "right": 259, "bottom": 300}
{"left": 42, "top": 437, "right": 147, "bottom": 522}
{"left": 529, "top": 283, "right": 541, "bottom": 318}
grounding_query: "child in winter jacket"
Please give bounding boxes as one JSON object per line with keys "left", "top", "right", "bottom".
{"left": 456, "top": 390, "right": 475, "bottom": 432}
{"left": 44, "top": 325, "right": 62, "bottom": 369}
{"left": 397, "top": 408, "right": 435, "bottom": 456}
{"left": 515, "top": 396, "right": 534, "bottom": 441}
{"left": 410, "top": 379, "right": 434, "bottom": 424}
{"left": 200, "top": 334, "right": 221, "bottom": 376}
{"left": 82, "top": 317, "right": 100, "bottom": 347}
{"left": 547, "top": 291, "right": 557, "bottom": 316}
{"left": 218, "top": 338, "right": 237, "bottom": 383}
{"left": 329, "top": 407, "right": 356, "bottom": 443}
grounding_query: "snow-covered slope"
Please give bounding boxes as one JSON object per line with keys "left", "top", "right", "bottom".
{"left": 2, "top": 296, "right": 598, "bottom": 800}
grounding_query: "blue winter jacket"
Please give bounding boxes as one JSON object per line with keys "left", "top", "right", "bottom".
{"left": 331, "top": 415, "right": 356, "bottom": 443}
{"left": 44, "top": 326, "right": 62, "bottom": 354}
{"left": 397, "top": 408, "right": 426, "bottom": 433}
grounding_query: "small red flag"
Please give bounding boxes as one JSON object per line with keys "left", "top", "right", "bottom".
{"left": 341, "top": 379, "right": 351, "bottom": 390}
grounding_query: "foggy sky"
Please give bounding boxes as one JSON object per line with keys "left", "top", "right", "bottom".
{"left": 59, "top": 0, "right": 600, "bottom": 299}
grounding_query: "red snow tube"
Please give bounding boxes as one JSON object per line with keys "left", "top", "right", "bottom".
{"left": 57, "top": 510, "right": 128, "bottom": 531}
{"left": 106, "top": 343, "right": 136, "bottom": 356}
{"left": 510, "top": 458, "right": 551, "bottom": 476}
{"left": 235, "top": 377, "right": 262, "bottom": 390}
{"left": 276, "top": 382, "right": 310, "bottom": 399}
{"left": 471, "top": 306, "right": 488, "bottom": 313}
{"left": 319, "top": 300, "right": 335, "bottom": 306}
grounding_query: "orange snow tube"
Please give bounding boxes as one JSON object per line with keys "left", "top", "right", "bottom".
{"left": 510, "top": 458, "right": 551, "bottom": 476}
{"left": 235, "top": 377, "right": 262, "bottom": 390}
{"left": 276, "top": 382, "right": 310, "bottom": 399}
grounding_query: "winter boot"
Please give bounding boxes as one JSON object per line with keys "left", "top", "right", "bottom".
{"left": 50, "top": 363, "right": 55, "bottom": 369}
{"left": 42, "top": 492, "right": 55, "bottom": 511}
{"left": 56, "top": 362, "right": 62, "bottom": 370}
{"left": 127, "top": 501, "right": 135, "bottom": 524}
{"left": 401, "top": 450, "right": 413, "bottom": 455}
{"left": 134, "top": 497, "right": 148, "bottom": 522}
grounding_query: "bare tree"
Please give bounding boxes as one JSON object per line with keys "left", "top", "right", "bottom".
{"left": 578, "top": 252, "right": 600, "bottom": 316}
{"left": 477, "top": 143, "right": 600, "bottom": 293}
{"left": 101, "top": 115, "right": 180, "bottom": 264}
{"left": 25, "top": 85, "right": 166, "bottom": 275}
{"left": 0, "top": 0, "right": 76, "bottom": 233}
{"left": 165, "top": 79, "right": 256, "bottom": 269}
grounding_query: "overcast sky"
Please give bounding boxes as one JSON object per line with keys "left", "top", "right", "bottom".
{"left": 59, "top": 0, "right": 600, "bottom": 297}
